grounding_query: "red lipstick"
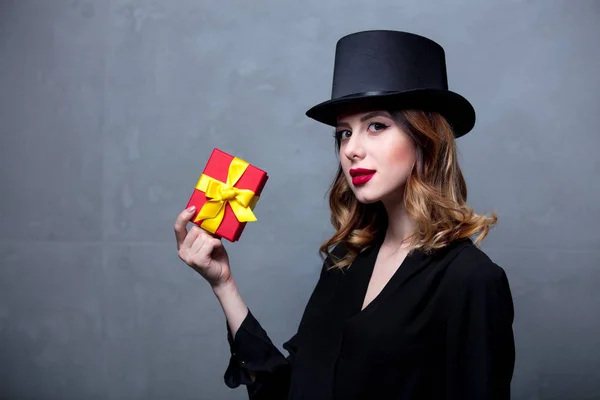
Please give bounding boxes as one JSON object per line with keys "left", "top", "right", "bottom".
{"left": 350, "top": 168, "right": 376, "bottom": 185}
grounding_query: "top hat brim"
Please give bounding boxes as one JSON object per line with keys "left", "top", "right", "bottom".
{"left": 305, "top": 89, "right": 476, "bottom": 138}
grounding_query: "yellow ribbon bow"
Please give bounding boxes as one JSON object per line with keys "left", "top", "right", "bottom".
{"left": 194, "top": 156, "right": 259, "bottom": 234}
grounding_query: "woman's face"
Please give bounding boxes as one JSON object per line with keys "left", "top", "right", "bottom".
{"left": 336, "top": 110, "right": 417, "bottom": 205}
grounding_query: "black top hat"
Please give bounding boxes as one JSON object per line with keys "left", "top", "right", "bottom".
{"left": 305, "top": 30, "right": 476, "bottom": 137}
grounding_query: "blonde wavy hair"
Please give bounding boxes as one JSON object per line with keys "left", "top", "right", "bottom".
{"left": 318, "top": 108, "right": 498, "bottom": 270}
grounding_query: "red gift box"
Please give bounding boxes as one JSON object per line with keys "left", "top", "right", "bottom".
{"left": 186, "top": 148, "right": 268, "bottom": 242}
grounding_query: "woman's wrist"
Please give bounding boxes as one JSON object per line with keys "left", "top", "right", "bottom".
{"left": 212, "top": 278, "right": 238, "bottom": 298}
{"left": 211, "top": 278, "right": 249, "bottom": 339}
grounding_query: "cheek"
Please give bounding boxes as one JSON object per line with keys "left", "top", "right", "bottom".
{"left": 340, "top": 159, "right": 352, "bottom": 181}
{"left": 387, "top": 140, "right": 416, "bottom": 172}
{"left": 340, "top": 157, "right": 350, "bottom": 172}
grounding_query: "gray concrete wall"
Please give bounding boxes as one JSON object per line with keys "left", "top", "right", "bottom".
{"left": 1, "top": 0, "right": 599, "bottom": 398}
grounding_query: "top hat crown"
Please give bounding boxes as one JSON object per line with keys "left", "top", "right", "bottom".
{"left": 305, "top": 30, "right": 476, "bottom": 137}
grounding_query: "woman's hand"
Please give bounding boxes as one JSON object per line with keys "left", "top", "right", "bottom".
{"left": 174, "top": 206, "right": 232, "bottom": 287}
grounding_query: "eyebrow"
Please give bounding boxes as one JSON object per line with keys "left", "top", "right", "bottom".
{"left": 336, "top": 111, "right": 393, "bottom": 128}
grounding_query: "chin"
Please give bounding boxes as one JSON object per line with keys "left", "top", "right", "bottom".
{"left": 352, "top": 184, "right": 404, "bottom": 205}
{"left": 352, "top": 190, "right": 383, "bottom": 205}
{"left": 356, "top": 198, "right": 380, "bottom": 205}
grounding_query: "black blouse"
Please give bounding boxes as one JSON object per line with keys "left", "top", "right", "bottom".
{"left": 223, "top": 235, "right": 515, "bottom": 399}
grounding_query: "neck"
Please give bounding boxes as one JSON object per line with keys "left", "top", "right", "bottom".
{"left": 380, "top": 196, "right": 416, "bottom": 250}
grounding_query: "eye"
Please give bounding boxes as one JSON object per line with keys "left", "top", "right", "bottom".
{"left": 333, "top": 129, "right": 351, "bottom": 140}
{"left": 368, "top": 122, "right": 388, "bottom": 132}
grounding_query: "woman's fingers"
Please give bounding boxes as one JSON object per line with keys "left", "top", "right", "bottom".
{"left": 181, "top": 224, "right": 202, "bottom": 253}
{"left": 189, "top": 226, "right": 210, "bottom": 255}
{"left": 174, "top": 207, "right": 196, "bottom": 249}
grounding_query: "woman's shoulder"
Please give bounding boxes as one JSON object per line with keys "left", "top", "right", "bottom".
{"left": 441, "top": 238, "right": 508, "bottom": 286}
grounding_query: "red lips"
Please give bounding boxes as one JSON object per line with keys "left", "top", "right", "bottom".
{"left": 350, "top": 168, "right": 376, "bottom": 185}
{"left": 349, "top": 168, "right": 376, "bottom": 177}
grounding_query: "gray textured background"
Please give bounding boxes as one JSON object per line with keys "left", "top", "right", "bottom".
{"left": 1, "top": 0, "right": 599, "bottom": 399}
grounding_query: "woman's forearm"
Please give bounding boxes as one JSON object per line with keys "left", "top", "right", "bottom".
{"left": 212, "top": 279, "right": 249, "bottom": 339}
{"left": 212, "top": 279, "right": 257, "bottom": 382}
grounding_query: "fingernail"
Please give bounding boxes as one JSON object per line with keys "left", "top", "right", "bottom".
{"left": 187, "top": 206, "right": 196, "bottom": 212}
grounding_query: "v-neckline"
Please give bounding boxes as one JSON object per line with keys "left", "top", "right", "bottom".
{"left": 359, "top": 236, "right": 401, "bottom": 314}
{"left": 359, "top": 243, "right": 410, "bottom": 312}
{"left": 348, "top": 234, "right": 427, "bottom": 318}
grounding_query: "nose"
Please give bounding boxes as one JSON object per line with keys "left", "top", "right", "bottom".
{"left": 342, "top": 133, "right": 366, "bottom": 161}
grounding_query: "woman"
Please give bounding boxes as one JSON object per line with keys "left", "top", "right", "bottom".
{"left": 174, "top": 30, "right": 515, "bottom": 399}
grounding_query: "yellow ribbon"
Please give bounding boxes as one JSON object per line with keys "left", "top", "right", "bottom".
{"left": 194, "top": 156, "right": 259, "bottom": 234}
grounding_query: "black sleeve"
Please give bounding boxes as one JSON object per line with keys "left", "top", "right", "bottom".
{"left": 224, "top": 308, "right": 297, "bottom": 399}
{"left": 445, "top": 263, "right": 516, "bottom": 399}
{"left": 223, "top": 246, "right": 343, "bottom": 399}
